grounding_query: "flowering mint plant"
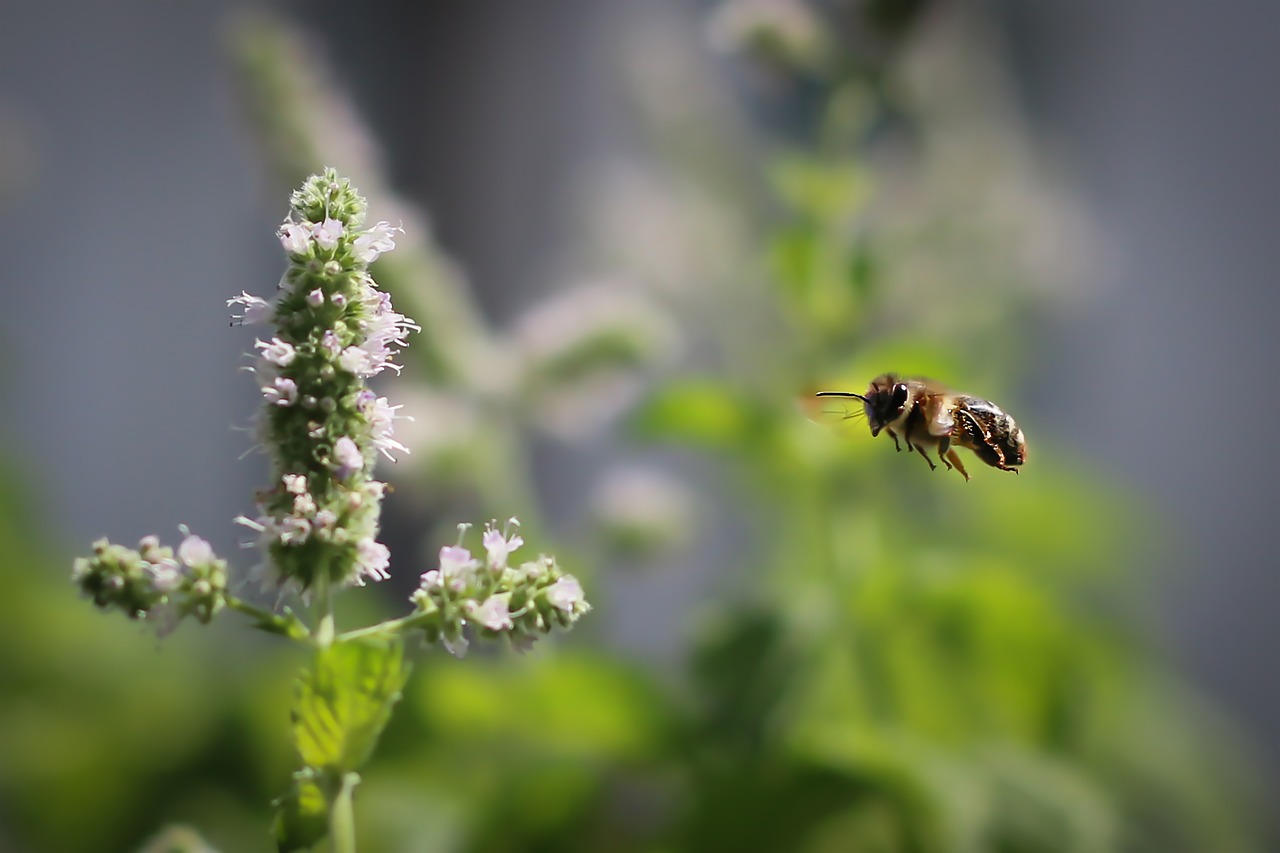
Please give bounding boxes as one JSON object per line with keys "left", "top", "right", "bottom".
{"left": 71, "top": 169, "right": 590, "bottom": 852}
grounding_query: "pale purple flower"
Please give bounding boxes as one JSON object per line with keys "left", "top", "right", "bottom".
{"left": 278, "top": 222, "right": 311, "bottom": 255}
{"left": 330, "top": 292, "right": 347, "bottom": 309}
{"left": 178, "top": 535, "right": 215, "bottom": 568}
{"left": 367, "top": 395, "right": 409, "bottom": 461}
{"left": 228, "top": 291, "right": 273, "bottom": 325}
{"left": 438, "top": 546, "right": 478, "bottom": 588}
{"left": 355, "top": 538, "right": 391, "bottom": 583}
{"left": 255, "top": 337, "right": 297, "bottom": 368}
{"left": 339, "top": 345, "right": 375, "bottom": 377}
{"left": 292, "top": 492, "right": 317, "bottom": 517}
{"left": 469, "top": 594, "right": 513, "bottom": 631}
{"left": 147, "top": 557, "right": 183, "bottom": 594}
{"left": 306, "top": 288, "right": 325, "bottom": 307}
{"left": 282, "top": 473, "right": 308, "bottom": 494}
{"left": 278, "top": 516, "right": 312, "bottom": 544}
{"left": 482, "top": 518, "right": 523, "bottom": 572}
{"left": 313, "top": 217, "right": 344, "bottom": 249}
{"left": 333, "top": 436, "right": 363, "bottom": 478}
{"left": 352, "top": 221, "right": 401, "bottom": 264}
{"left": 362, "top": 293, "right": 419, "bottom": 367}
{"left": 320, "top": 330, "right": 343, "bottom": 357}
{"left": 547, "top": 576, "right": 587, "bottom": 613}
{"left": 262, "top": 377, "right": 298, "bottom": 406}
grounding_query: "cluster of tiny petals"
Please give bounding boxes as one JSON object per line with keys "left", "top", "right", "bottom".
{"left": 411, "top": 519, "right": 590, "bottom": 658}
{"left": 230, "top": 170, "right": 417, "bottom": 591}
{"left": 71, "top": 531, "right": 228, "bottom": 635}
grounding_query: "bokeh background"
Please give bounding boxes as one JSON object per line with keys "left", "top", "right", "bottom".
{"left": 0, "top": 1, "right": 1276, "bottom": 851}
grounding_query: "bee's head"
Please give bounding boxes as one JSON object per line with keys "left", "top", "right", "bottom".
{"left": 813, "top": 374, "right": 911, "bottom": 437}
{"left": 862, "top": 374, "right": 911, "bottom": 436}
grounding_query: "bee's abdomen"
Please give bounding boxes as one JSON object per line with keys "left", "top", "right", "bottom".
{"left": 956, "top": 398, "right": 1026, "bottom": 470}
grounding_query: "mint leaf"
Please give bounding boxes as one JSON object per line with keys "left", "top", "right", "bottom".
{"left": 292, "top": 634, "right": 411, "bottom": 772}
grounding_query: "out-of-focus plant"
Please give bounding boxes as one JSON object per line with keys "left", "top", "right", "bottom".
{"left": 1, "top": 3, "right": 1257, "bottom": 852}
{"left": 67, "top": 170, "right": 589, "bottom": 851}
{"left": 217, "top": 3, "right": 1267, "bottom": 852}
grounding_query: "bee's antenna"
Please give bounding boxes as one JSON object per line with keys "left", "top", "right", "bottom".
{"left": 815, "top": 391, "right": 869, "bottom": 403}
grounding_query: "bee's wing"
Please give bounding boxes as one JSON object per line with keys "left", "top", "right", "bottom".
{"left": 798, "top": 392, "right": 867, "bottom": 433}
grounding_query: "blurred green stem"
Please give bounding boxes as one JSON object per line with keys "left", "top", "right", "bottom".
{"left": 225, "top": 596, "right": 310, "bottom": 642}
{"left": 330, "top": 773, "right": 359, "bottom": 853}
{"left": 313, "top": 560, "right": 334, "bottom": 648}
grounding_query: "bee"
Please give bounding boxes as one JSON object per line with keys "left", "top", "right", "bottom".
{"left": 810, "top": 374, "right": 1027, "bottom": 481}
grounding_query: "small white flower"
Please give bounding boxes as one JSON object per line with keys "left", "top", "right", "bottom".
{"left": 438, "top": 546, "right": 478, "bottom": 586}
{"left": 361, "top": 294, "right": 419, "bottom": 373}
{"left": 352, "top": 221, "right": 402, "bottom": 264}
{"left": 255, "top": 337, "right": 297, "bottom": 367}
{"left": 333, "top": 436, "right": 363, "bottom": 478}
{"left": 278, "top": 222, "right": 311, "bottom": 255}
{"left": 282, "top": 473, "right": 308, "bottom": 494}
{"left": 293, "top": 492, "right": 317, "bottom": 516}
{"left": 177, "top": 535, "right": 215, "bottom": 568}
{"left": 320, "top": 330, "right": 343, "bottom": 357}
{"left": 306, "top": 288, "right": 325, "bottom": 307}
{"left": 367, "top": 395, "right": 410, "bottom": 461}
{"left": 521, "top": 556, "right": 551, "bottom": 581}
{"left": 263, "top": 377, "right": 298, "bottom": 406}
{"left": 355, "top": 538, "right": 391, "bottom": 582}
{"left": 313, "top": 217, "right": 344, "bottom": 249}
{"left": 547, "top": 576, "right": 587, "bottom": 613}
{"left": 227, "top": 291, "right": 272, "bottom": 325}
{"left": 469, "top": 594, "right": 513, "bottom": 631}
{"left": 482, "top": 518, "right": 523, "bottom": 571}
{"left": 278, "top": 516, "right": 312, "bottom": 544}
{"left": 148, "top": 557, "right": 183, "bottom": 593}
{"left": 339, "top": 345, "right": 375, "bottom": 376}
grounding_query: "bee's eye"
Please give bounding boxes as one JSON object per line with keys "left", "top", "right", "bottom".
{"left": 890, "top": 383, "right": 909, "bottom": 410}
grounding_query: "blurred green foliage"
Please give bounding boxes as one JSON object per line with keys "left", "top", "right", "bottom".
{"left": 2, "top": 2, "right": 1268, "bottom": 852}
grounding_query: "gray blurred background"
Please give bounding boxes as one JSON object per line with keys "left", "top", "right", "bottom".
{"left": 0, "top": 0, "right": 1276, "bottom": 781}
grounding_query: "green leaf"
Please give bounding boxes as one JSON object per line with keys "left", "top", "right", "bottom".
{"left": 292, "top": 635, "right": 412, "bottom": 773}
{"left": 272, "top": 771, "right": 330, "bottom": 853}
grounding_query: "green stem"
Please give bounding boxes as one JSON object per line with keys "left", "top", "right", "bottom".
{"left": 329, "top": 772, "right": 360, "bottom": 853}
{"left": 314, "top": 558, "right": 335, "bottom": 648}
{"left": 336, "top": 610, "right": 435, "bottom": 643}
{"left": 225, "top": 596, "right": 310, "bottom": 642}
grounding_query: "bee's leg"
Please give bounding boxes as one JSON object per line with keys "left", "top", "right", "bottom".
{"left": 912, "top": 444, "right": 937, "bottom": 471}
{"left": 886, "top": 429, "right": 902, "bottom": 452}
{"left": 937, "top": 436, "right": 953, "bottom": 471}
{"left": 945, "top": 448, "right": 970, "bottom": 481}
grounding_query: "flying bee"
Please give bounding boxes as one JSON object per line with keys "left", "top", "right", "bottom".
{"left": 809, "top": 374, "right": 1027, "bottom": 481}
